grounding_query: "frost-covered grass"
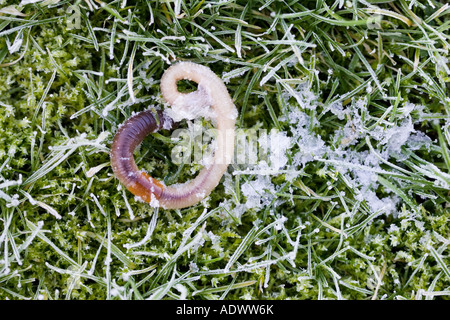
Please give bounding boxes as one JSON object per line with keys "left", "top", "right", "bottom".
{"left": 0, "top": 0, "right": 449, "bottom": 300}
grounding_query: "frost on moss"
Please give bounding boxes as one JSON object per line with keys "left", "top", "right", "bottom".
{"left": 0, "top": 0, "right": 449, "bottom": 300}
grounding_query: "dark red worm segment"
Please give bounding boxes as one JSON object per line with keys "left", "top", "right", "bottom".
{"left": 110, "top": 110, "right": 174, "bottom": 204}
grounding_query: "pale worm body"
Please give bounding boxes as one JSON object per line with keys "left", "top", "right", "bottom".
{"left": 110, "top": 62, "right": 237, "bottom": 209}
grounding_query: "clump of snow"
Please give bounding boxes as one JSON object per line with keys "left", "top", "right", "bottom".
{"left": 164, "top": 84, "right": 215, "bottom": 122}
{"left": 399, "top": 102, "right": 417, "bottom": 118}
{"left": 284, "top": 108, "right": 327, "bottom": 167}
{"left": 328, "top": 101, "right": 346, "bottom": 120}
{"left": 283, "top": 83, "right": 319, "bottom": 110}
{"left": 406, "top": 131, "right": 432, "bottom": 151}
{"left": 355, "top": 189, "right": 399, "bottom": 216}
{"left": 267, "top": 130, "right": 292, "bottom": 170}
{"left": 380, "top": 118, "right": 415, "bottom": 154}
{"left": 189, "top": 261, "right": 199, "bottom": 273}
{"left": 241, "top": 175, "right": 277, "bottom": 210}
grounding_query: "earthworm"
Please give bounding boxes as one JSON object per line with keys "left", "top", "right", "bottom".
{"left": 110, "top": 62, "right": 237, "bottom": 209}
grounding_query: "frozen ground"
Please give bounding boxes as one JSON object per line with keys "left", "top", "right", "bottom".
{"left": 0, "top": 0, "right": 449, "bottom": 300}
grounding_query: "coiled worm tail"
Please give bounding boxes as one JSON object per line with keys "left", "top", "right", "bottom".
{"left": 110, "top": 110, "right": 174, "bottom": 204}
{"left": 111, "top": 62, "right": 238, "bottom": 209}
